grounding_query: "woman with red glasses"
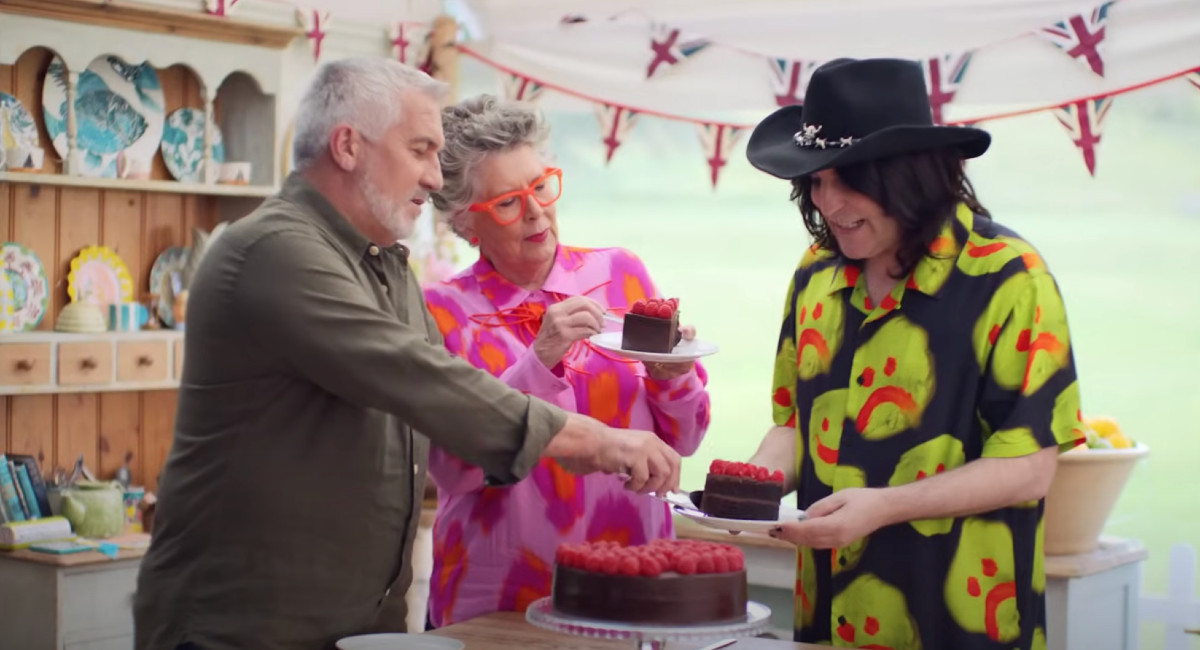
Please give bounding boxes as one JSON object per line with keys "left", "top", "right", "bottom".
{"left": 422, "top": 95, "right": 712, "bottom": 628}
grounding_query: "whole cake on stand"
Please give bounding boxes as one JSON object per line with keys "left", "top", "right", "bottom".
{"left": 528, "top": 539, "right": 772, "bottom": 649}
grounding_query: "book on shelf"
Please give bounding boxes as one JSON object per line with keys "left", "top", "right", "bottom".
{"left": 0, "top": 456, "right": 25, "bottom": 523}
{"left": 7, "top": 454, "right": 52, "bottom": 518}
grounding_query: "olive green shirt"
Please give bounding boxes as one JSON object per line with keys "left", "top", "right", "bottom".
{"left": 134, "top": 174, "right": 566, "bottom": 650}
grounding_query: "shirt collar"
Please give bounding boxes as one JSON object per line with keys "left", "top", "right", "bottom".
{"left": 467, "top": 245, "right": 587, "bottom": 310}
{"left": 278, "top": 172, "right": 410, "bottom": 263}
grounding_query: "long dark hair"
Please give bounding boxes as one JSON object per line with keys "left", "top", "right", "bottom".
{"left": 790, "top": 149, "right": 990, "bottom": 279}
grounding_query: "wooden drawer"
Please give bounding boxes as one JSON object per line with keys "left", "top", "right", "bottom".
{"left": 61, "top": 564, "right": 138, "bottom": 642}
{"left": 58, "top": 342, "right": 113, "bottom": 386}
{"left": 0, "top": 342, "right": 51, "bottom": 385}
{"left": 173, "top": 338, "right": 184, "bottom": 379}
{"left": 115, "top": 341, "right": 169, "bottom": 383}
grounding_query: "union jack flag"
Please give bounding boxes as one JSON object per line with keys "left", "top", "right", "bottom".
{"left": 594, "top": 103, "right": 639, "bottom": 164}
{"left": 646, "top": 24, "right": 710, "bottom": 79}
{"left": 1040, "top": 2, "right": 1115, "bottom": 77}
{"left": 1053, "top": 96, "right": 1113, "bottom": 176}
{"left": 502, "top": 74, "right": 545, "bottom": 103}
{"left": 922, "top": 53, "right": 972, "bottom": 125}
{"left": 767, "top": 58, "right": 821, "bottom": 107}
{"left": 204, "top": 0, "right": 242, "bottom": 16}
{"left": 296, "top": 9, "right": 332, "bottom": 62}
{"left": 695, "top": 123, "right": 745, "bottom": 189}
{"left": 389, "top": 22, "right": 430, "bottom": 69}
{"left": 1185, "top": 68, "right": 1200, "bottom": 93}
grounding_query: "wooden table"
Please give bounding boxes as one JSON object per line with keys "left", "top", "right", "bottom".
{"left": 428, "top": 612, "right": 822, "bottom": 649}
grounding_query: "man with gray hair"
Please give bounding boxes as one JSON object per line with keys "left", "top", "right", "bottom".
{"left": 133, "top": 57, "right": 681, "bottom": 650}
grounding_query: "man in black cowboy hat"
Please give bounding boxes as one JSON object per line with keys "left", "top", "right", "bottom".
{"left": 740, "top": 58, "right": 1082, "bottom": 649}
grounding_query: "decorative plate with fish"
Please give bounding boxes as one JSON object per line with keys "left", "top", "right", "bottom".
{"left": 161, "top": 108, "right": 226, "bottom": 183}
{"left": 43, "top": 55, "right": 165, "bottom": 178}
{"left": 0, "top": 92, "right": 39, "bottom": 153}
{"left": 0, "top": 242, "right": 49, "bottom": 331}
{"left": 67, "top": 245, "right": 134, "bottom": 307}
{"left": 148, "top": 246, "right": 188, "bottom": 327}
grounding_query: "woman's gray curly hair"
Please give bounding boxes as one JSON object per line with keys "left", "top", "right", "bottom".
{"left": 431, "top": 95, "right": 552, "bottom": 237}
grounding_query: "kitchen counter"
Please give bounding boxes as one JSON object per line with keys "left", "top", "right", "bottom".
{"left": 426, "top": 611, "right": 822, "bottom": 649}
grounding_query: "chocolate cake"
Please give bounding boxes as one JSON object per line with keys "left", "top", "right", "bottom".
{"left": 700, "top": 460, "right": 785, "bottom": 521}
{"left": 621, "top": 297, "right": 680, "bottom": 353}
{"left": 551, "top": 539, "right": 747, "bottom": 625}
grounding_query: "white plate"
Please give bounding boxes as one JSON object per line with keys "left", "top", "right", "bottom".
{"left": 588, "top": 331, "right": 719, "bottom": 363}
{"left": 335, "top": 633, "right": 464, "bottom": 650}
{"left": 672, "top": 501, "right": 807, "bottom": 534}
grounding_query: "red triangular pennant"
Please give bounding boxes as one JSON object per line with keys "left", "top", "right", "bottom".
{"left": 1053, "top": 96, "right": 1113, "bottom": 176}
{"left": 1040, "top": 2, "right": 1115, "bottom": 77}
{"left": 646, "top": 24, "right": 710, "bottom": 79}
{"left": 296, "top": 9, "right": 332, "bottom": 62}
{"left": 695, "top": 123, "right": 746, "bottom": 189}
{"left": 593, "top": 103, "right": 638, "bottom": 164}
{"left": 204, "top": 0, "right": 242, "bottom": 16}
{"left": 1185, "top": 69, "right": 1200, "bottom": 93}
{"left": 767, "top": 58, "right": 821, "bottom": 107}
{"left": 922, "top": 53, "right": 972, "bottom": 125}
{"left": 502, "top": 74, "right": 545, "bottom": 103}
{"left": 389, "top": 23, "right": 429, "bottom": 67}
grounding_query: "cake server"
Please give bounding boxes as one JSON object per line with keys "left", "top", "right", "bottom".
{"left": 695, "top": 639, "right": 738, "bottom": 650}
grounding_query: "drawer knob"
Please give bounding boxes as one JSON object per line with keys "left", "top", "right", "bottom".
{"left": 15, "top": 359, "right": 34, "bottom": 372}
{"left": 81, "top": 358, "right": 98, "bottom": 370}
{"left": 137, "top": 355, "right": 154, "bottom": 367}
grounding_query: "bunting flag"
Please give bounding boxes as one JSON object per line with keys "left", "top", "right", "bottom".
{"left": 594, "top": 103, "right": 638, "bottom": 164}
{"left": 1040, "top": 2, "right": 1115, "bottom": 77}
{"left": 389, "top": 22, "right": 429, "bottom": 67}
{"left": 1053, "top": 96, "right": 1113, "bottom": 176}
{"left": 502, "top": 73, "right": 545, "bottom": 102}
{"left": 1185, "top": 69, "right": 1200, "bottom": 92}
{"left": 695, "top": 123, "right": 746, "bottom": 189}
{"left": 922, "top": 53, "right": 972, "bottom": 124}
{"left": 296, "top": 9, "right": 332, "bottom": 62}
{"left": 646, "top": 24, "right": 710, "bottom": 79}
{"left": 204, "top": 0, "right": 242, "bottom": 16}
{"left": 768, "top": 58, "right": 821, "bottom": 107}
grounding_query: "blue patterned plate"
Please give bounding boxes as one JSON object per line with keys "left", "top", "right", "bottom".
{"left": 161, "top": 108, "right": 225, "bottom": 183}
{"left": 43, "top": 55, "right": 165, "bottom": 178}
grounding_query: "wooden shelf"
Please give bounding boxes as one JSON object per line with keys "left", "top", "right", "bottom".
{"left": 0, "top": 330, "right": 184, "bottom": 396}
{"left": 0, "top": 0, "right": 301, "bottom": 49}
{"left": 0, "top": 172, "right": 277, "bottom": 198}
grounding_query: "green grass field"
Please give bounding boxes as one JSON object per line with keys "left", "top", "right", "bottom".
{"left": 447, "top": 75, "right": 1200, "bottom": 645}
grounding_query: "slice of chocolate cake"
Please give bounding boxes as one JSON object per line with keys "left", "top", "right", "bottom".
{"left": 700, "top": 460, "right": 785, "bottom": 521}
{"left": 621, "top": 297, "right": 680, "bottom": 353}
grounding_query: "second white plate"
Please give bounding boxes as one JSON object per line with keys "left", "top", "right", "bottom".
{"left": 588, "top": 331, "right": 719, "bottom": 363}
{"left": 672, "top": 502, "right": 807, "bottom": 534}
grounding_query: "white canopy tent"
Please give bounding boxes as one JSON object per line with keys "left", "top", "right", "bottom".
{"left": 283, "top": 0, "right": 1200, "bottom": 124}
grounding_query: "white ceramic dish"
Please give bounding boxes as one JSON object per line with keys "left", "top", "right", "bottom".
{"left": 335, "top": 633, "right": 464, "bottom": 650}
{"left": 588, "top": 331, "right": 718, "bottom": 363}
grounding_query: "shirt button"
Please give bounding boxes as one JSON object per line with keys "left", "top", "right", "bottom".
{"left": 382, "top": 285, "right": 389, "bottom": 294}
{"left": 413, "top": 463, "right": 419, "bottom": 473}
{"left": 368, "top": 245, "right": 380, "bottom": 256}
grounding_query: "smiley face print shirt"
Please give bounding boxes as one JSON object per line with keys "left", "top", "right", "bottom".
{"left": 771, "top": 204, "right": 1083, "bottom": 650}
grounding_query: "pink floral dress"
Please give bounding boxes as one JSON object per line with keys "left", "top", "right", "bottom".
{"left": 422, "top": 245, "right": 712, "bottom": 626}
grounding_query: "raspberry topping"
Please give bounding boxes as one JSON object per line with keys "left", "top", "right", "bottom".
{"left": 708, "top": 459, "right": 785, "bottom": 483}
{"left": 555, "top": 539, "right": 744, "bottom": 577}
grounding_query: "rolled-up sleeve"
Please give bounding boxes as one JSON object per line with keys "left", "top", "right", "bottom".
{"left": 235, "top": 229, "right": 566, "bottom": 485}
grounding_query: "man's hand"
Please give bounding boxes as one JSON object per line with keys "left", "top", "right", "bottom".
{"left": 533, "top": 297, "right": 605, "bottom": 368}
{"left": 644, "top": 325, "right": 697, "bottom": 381}
{"left": 768, "top": 487, "right": 889, "bottom": 549}
{"left": 556, "top": 426, "right": 681, "bottom": 495}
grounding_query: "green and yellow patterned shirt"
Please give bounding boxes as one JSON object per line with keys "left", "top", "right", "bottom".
{"left": 772, "top": 204, "right": 1083, "bottom": 650}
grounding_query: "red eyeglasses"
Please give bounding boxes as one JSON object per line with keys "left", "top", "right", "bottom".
{"left": 468, "top": 167, "right": 563, "bottom": 226}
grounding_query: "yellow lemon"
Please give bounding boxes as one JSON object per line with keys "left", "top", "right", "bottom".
{"left": 1085, "top": 416, "right": 1122, "bottom": 439}
{"left": 1107, "top": 432, "right": 1134, "bottom": 449}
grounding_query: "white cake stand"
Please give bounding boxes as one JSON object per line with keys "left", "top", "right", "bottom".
{"left": 525, "top": 597, "right": 772, "bottom": 650}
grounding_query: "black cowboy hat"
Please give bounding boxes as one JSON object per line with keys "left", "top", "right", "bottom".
{"left": 746, "top": 58, "right": 991, "bottom": 179}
